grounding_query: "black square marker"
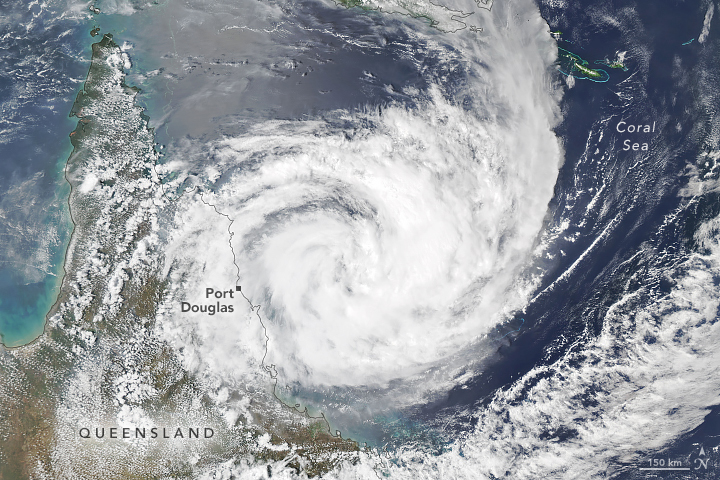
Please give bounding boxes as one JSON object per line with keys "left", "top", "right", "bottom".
{"left": 236, "top": 285, "right": 242, "bottom": 291}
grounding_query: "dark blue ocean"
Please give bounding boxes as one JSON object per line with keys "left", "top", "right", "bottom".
{"left": 2, "top": 0, "right": 719, "bottom": 476}
{"left": 410, "top": 0, "right": 720, "bottom": 477}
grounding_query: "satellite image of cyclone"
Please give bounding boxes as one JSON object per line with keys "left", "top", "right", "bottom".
{"left": 1, "top": 0, "right": 720, "bottom": 477}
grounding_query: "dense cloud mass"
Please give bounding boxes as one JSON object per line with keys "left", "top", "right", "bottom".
{"left": 161, "top": 0, "right": 562, "bottom": 393}
{"left": 2, "top": 0, "right": 720, "bottom": 477}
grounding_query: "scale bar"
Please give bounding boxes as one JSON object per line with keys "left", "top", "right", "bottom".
{"left": 638, "top": 467, "right": 691, "bottom": 471}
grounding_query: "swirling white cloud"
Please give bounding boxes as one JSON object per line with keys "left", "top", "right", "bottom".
{"left": 160, "top": 0, "right": 562, "bottom": 395}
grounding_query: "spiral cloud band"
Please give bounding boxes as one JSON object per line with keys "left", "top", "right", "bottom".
{"left": 161, "top": 0, "right": 562, "bottom": 396}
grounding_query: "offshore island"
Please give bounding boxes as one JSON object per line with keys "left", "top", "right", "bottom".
{"left": 557, "top": 47, "right": 610, "bottom": 82}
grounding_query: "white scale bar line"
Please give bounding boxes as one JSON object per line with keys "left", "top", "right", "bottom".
{"left": 638, "top": 467, "right": 691, "bottom": 471}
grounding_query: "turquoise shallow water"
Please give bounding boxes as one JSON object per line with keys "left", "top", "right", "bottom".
{"left": 0, "top": 4, "right": 163, "bottom": 347}
{"left": 0, "top": 138, "right": 75, "bottom": 348}
{"left": 0, "top": 3, "right": 167, "bottom": 347}
{"left": 0, "top": 1, "right": 90, "bottom": 347}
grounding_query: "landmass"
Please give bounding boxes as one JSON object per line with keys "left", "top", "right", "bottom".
{"left": 595, "top": 50, "right": 628, "bottom": 71}
{"left": 557, "top": 47, "right": 610, "bottom": 82}
{"left": 0, "top": 33, "right": 358, "bottom": 479}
